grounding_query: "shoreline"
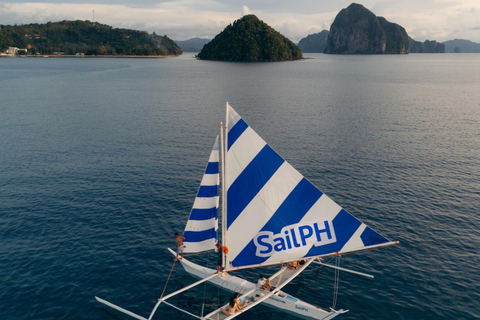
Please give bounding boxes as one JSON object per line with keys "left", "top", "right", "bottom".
{"left": 0, "top": 54, "right": 180, "bottom": 58}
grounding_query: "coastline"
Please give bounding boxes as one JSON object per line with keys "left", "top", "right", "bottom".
{"left": 0, "top": 54, "right": 180, "bottom": 58}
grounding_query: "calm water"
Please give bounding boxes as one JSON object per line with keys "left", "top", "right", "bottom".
{"left": 1, "top": 53, "right": 479, "bottom": 320}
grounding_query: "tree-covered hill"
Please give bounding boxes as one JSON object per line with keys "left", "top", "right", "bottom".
{"left": 197, "top": 15, "right": 302, "bottom": 62}
{"left": 0, "top": 20, "right": 182, "bottom": 56}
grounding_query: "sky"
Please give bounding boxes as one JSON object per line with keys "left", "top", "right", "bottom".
{"left": 1, "top": 0, "right": 480, "bottom": 43}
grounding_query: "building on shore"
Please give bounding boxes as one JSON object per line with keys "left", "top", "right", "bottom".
{"left": 2, "top": 47, "right": 28, "bottom": 56}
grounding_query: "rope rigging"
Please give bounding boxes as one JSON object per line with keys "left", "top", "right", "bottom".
{"left": 332, "top": 255, "right": 341, "bottom": 309}
{"left": 158, "top": 251, "right": 216, "bottom": 317}
{"left": 200, "top": 250, "right": 212, "bottom": 317}
{"left": 160, "top": 258, "right": 177, "bottom": 299}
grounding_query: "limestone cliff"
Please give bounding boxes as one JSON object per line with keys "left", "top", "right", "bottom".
{"left": 325, "top": 3, "right": 409, "bottom": 54}
{"left": 378, "top": 17, "right": 409, "bottom": 54}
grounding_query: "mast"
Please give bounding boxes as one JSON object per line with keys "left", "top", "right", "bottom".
{"left": 221, "top": 102, "right": 229, "bottom": 268}
{"left": 220, "top": 122, "right": 225, "bottom": 243}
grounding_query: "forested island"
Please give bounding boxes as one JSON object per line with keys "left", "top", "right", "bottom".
{"left": 0, "top": 20, "right": 182, "bottom": 56}
{"left": 197, "top": 15, "right": 302, "bottom": 62}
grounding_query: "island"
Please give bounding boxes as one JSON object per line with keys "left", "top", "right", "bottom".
{"left": 297, "top": 30, "right": 329, "bottom": 53}
{"left": 324, "top": 3, "right": 409, "bottom": 54}
{"left": 0, "top": 20, "right": 182, "bottom": 57}
{"left": 196, "top": 14, "right": 302, "bottom": 62}
{"left": 409, "top": 38, "right": 445, "bottom": 53}
{"left": 442, "top": 39, "right": 480, "bottom": 53}
{"left": 174, "top": 37, "right": 211, "bottom": 52}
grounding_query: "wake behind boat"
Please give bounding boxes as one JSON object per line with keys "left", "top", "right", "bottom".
{"left": 96, "top": 103, "right": 397, "bottom": 320}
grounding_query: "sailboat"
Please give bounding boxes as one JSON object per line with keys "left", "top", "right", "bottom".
{"left": 95, "top": 103, "right": 397, "bottom": 320}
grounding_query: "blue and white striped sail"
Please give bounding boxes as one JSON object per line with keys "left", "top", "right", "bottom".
{"left": 224, "top": 104, "right": 391, "bottom": 270}
{"left": 183, "top": 136, "right": 220, "bottom": 253}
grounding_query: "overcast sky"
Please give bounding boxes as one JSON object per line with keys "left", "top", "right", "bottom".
{"left": 1, "top": 0, "right": 480, "bottom": 43}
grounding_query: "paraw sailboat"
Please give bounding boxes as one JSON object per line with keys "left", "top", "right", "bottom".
{"left": 96, "top": 103, "right": 398, "bottom": 320}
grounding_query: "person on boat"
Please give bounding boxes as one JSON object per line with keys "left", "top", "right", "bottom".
{"left": 221, "top": 297, "right": 241, "bottom": 315}
{"left": 257, "top": 274, "right": 274, "bottom": 291}
{"left": 286, "top": 259, "right": 306, "bottom": 270}
{"left": 215, "top": 243, "right": 223, "bottom": 274}
{"left": 174, "top": 232, "right": 185, "bottom": 261}
{"left": 233, "top": 292, "right": 249, "bottom": 309}
{"left": 286, "top": 260, "right": 298, "bottom": 270}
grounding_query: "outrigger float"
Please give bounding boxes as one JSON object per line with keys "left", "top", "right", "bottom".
{"left": 96, "top": 103, "right": 397, "bottom": 320}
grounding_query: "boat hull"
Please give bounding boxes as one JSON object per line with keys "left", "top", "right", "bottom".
{"left": 171, "top": 249, "right": 344, "bottom": 320}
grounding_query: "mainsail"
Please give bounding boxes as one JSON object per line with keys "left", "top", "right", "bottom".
{"left": 183, "top": 136, "right": 220, "bottom": 253}
{"left": 223, "top": 104, "right": 391, "bottom": 270}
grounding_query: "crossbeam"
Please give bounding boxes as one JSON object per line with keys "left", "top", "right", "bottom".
{"left": 161, "top": 273, "right": 218, "bottom": 303}
{"left": 147, "top": 273, "right": 218, "bottom": 320}
{"left": 95, "top": 296, "right": 147, "bottom": 320}
{"left": 313, "top": 260, "right": 374, "bottom": 279}
{"left": 162, "top": 301, "right": 203, "bottom": 319}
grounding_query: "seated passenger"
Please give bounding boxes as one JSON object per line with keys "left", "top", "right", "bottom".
{"left": 286, "top": 260, "right": 298, "bottom": 270}
{"left": 233, "top": 292, "right": 249, "bottom": 309}
{"left": 221, "top": 297, "right": 241, "bottom": 315}
{"left": 257, "top": 274, "right": 273, "bottom": 291}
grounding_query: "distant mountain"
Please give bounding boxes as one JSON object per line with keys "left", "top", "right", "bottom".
{"left": 298, "top": 30, "right": 329, "bottom": 53}
{"left": 197, "top": 14, "right": 302, "bottom": 62}
{"left": 0, "top": 20, "right": 182, "bottom": 56}
{"left": 442, "top": 39, "right": 480, "bottom": 53}
{"left": 409, "top": 38, "right": 445, "bottom": 53}
{"left": 175, "top": 37, "right": 210, "bottom": 52}
{"left": 324, "top": 3, "right": 409, "bottom": 54}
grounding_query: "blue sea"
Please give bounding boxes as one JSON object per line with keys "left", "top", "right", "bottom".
{"left": 1, "top": 53, "right": 479, "bottom": 320}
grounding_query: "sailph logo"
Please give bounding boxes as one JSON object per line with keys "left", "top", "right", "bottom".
{"left": 253, "top": 220, "right": 336, "bottom": 257}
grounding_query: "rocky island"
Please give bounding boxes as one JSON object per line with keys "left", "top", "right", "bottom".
{"left": 197, "top": 14, "right": 302, "bottom": 62}
{"left": 409, "top": 38, "right": 445, "bottom": 53}
{"left": 324, "top": 3, "right": 409, "bottom": 54}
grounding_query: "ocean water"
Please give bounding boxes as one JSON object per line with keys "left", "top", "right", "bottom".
{"left": 1, "top": 53, "right": 479, "bottom": 320}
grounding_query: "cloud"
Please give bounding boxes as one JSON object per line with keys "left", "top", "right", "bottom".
{"left": 1, "top": 0, "right": 480, "bottom": 42}
{"left": 242, "top": 5, "right": 249, "bottom": 16}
